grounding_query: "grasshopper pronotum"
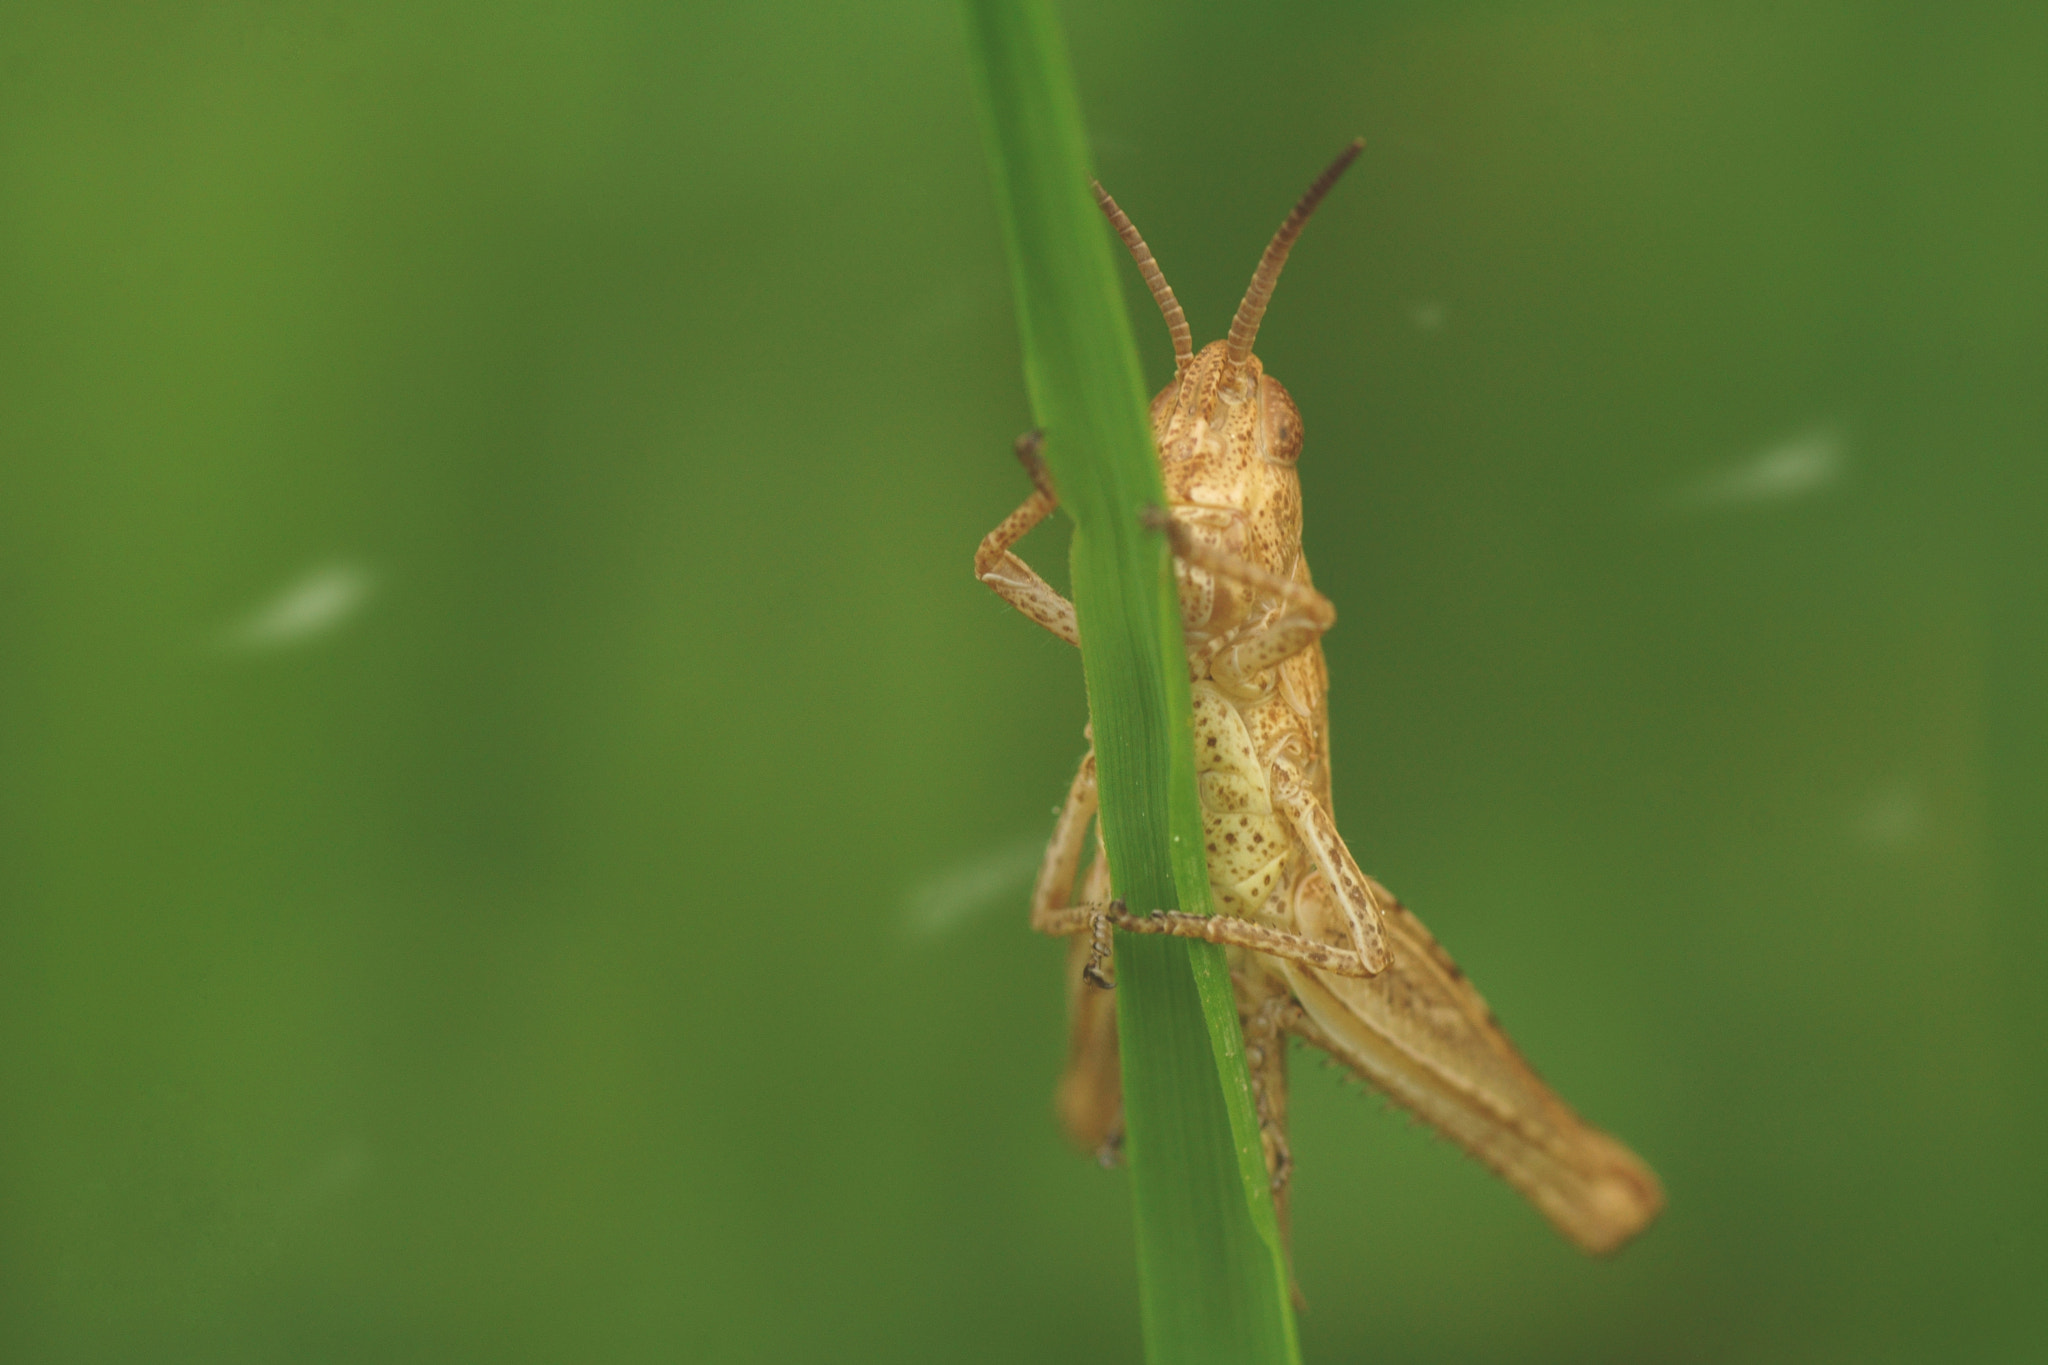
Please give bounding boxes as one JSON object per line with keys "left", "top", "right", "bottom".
{"left": 976, "top": 141, "right": 1663, "bottom": 1256}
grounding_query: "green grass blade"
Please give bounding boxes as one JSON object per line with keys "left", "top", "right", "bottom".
{"left": 959, "top": 4, "right": 1301, "bottom": 1361}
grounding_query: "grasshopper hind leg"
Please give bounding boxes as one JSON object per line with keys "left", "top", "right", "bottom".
{"left": 1055, "top": 833, "right": 1125, "bottom": 1159}
{"left": 1240, "top": 986, "right": 1298, "bottom": 1210}
{"left": 1025, "top": 745, "right": 1124, "bottom": 1155}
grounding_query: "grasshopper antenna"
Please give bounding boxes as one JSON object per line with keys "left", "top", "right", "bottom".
{"left": 1225, "top": 138, "right": 1365, "bottom": 372}
{"left": 1092, "top": 180, "right": 1194, "bottom": 371}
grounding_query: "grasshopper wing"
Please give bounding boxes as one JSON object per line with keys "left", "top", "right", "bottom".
{"left": 1283, "top": 874, "right": 1663, "bottom": 1255}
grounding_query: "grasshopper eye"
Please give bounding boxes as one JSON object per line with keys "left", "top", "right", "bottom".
{"left": 1260, "top": 375, "right": 1303, "bottom": 463}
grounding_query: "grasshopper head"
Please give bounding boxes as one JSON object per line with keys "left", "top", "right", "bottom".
{"left": 1150, "top": 341, "right": 1302, "bottom": 470}
{"left": 1150, "top": 342, "right": 1306, "bottom": 603}
{"left": 1089, "top": 137, "right": 1359, "bottom": 573}
{"left": 1095, "top": 141, "right": 1360, "bottom": 595}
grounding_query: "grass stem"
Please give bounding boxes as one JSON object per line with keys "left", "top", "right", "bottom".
{"left": 960, "top": 4, "right": 1302, "bottom": 1360}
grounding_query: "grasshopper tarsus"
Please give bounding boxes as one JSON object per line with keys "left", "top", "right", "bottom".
{"left": 1094, "top": 1131, "right": 1125, "bottom": 1169}
{"left": 1012, "top": 428, "right": 1054, "bottom": 499}
{"left": 1081, "top": 908, "right": 1118, "bottom": 990}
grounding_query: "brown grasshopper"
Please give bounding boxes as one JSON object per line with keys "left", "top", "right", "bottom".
{"left": 975, "top": 141, "right": 1663, "bottom": 1256}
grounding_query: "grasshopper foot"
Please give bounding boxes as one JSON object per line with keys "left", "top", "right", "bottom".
{"left": 1013, "top": 429, "right": 1054, "bottom": 499}
{"left": 1081, "top": 904, "right": 1120, "bottom": 989}
{"left": 1095, "top": 1128, "right": 1126, "bottom": 1169}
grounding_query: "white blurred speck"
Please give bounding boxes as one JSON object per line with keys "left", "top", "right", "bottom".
{"left": 902, "top": 837, "right": 1044, "bottom": 940}
{"left": 1665, "top": 422, "right": 1847, "bottom": 511}
{"left": 223, "top": 561, "right": 374, "bottom": 650}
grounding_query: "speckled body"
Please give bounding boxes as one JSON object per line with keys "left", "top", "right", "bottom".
{"left": 1152, "top": 340, "right": 1351, "bottom": 1205}
{"left": 1126, "top": 341, "right": 1661, "bottom": 1258}
{"left": 1148, "top": 341, "right": 1336, "bottom": 1028}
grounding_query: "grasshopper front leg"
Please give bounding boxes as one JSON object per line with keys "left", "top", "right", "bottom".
{"left": 1148, "top": 509, "right": 1336, "bottom": 687}
{"left": 975, "top": 432, "right": 1079, "bottom": 647}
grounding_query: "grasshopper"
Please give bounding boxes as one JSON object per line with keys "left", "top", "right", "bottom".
{"left": 976, "top": 141, "right": 1663, "bottom": 1256}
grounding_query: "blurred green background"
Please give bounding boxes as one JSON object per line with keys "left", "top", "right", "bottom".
{"left": 3, "top": 2, "right": 2043, "bottom": 1361}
